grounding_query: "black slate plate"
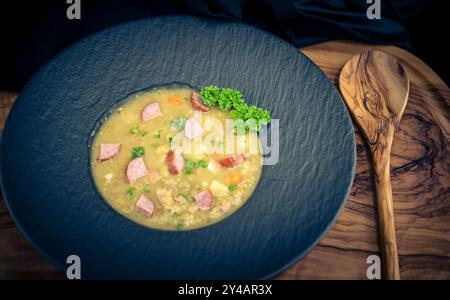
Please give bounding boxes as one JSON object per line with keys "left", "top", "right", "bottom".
{"left": 0, "top": 16, "right": 355, "bottom": 279}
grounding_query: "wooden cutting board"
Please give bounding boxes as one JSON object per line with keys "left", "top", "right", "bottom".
{"left": 0, "top": 40, "right": 449, "bottom": 279}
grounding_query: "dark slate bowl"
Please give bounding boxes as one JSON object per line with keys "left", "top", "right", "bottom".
{"left": 0, "top": 16, "right": 355, "bottom": 279}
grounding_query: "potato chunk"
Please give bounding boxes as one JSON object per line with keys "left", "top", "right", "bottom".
{"left": 210, "top": 180, "right": 229, "bottom": 197}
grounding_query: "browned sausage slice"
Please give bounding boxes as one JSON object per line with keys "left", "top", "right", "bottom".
{"left": 190, "top": 91, "right": 209, "bottom": 112}
{"left": 218, "top": 154, "right": 245, "bottom": 168}
{"left": 166, "top": 150, "right": 185, "bottom": 175}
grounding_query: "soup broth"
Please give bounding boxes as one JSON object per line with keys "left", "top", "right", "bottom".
{"left": 91, "top": 86, "right": 262, "bottom": 230}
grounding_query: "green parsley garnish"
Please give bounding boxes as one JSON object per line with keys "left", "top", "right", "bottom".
{"left": 184, "top": 159, "right": 208, "bottom": 175}
{"left": 126, "top": 187, "right": 136, "bottom": 198}
{"left": 150, "top": 142, "right": 159, "bottom": 149}
{"left": 177, "top": 193, "right": 189, "bottom": 201}
{"left": 177, "top": 192, "right": 195, "bottom": 202}
{"left": 143, "top": 185, "right": 151, "bottom": 193}
{"left": 200, "top": 85, "right": 221, "bottom": 106}
{"left": 175, "top": 223, "right": 184, "bottom": 230}
{"left": 167, "top": 136, "right": 173, "bottom": 146}
{"left": 131, "top": 146, "right": 145, "bottom": 159}
{"left": 218, "top": 88, "right": 245, "bottom": 111}
{"left": 140, "top": 131, "right": 148, "bottom": 138}
{"left": 230, "top": 104, "right": 271, "bottom": 132}
{"left": 155, "top": 130, "right": 161, "bottom": 138}
{"left": 185, "top": 159, "right": 196, "bottom": 175}
{"left": 130, "top": 126, "right": 139, "bottom": 134}
{"left": 232, "top": 118, "right": 247, "bottom": 135}
{"left": 229, "top": 184, "right": 238, "bottom": 192}
{"left": 199, "top": 85, "right": 271, "bottom": 132}
{"left": 196, "top": 160, "right": 208, "bottom": 168}
{"left": 170, "top": 117, "right": 187, "bottom": 132}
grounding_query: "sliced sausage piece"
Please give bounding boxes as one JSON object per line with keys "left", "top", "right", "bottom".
{"left": 125, "top": 157, "right": 148, "bottom": 183}
{"left": 99, "top": 143, "right": 121, "bottom": 161}
{"left": 190, "top": 91, "right": 209, "bottom": 112}
{"left": 166, "top": 150, "right": 185, "bottom": 175}
{"left": 184, "top": 117, "right": 203, "bottom": 140}
{"left": 141, "top": 102, "right": 162, "bottom": 121}
{"left": 136, "top": 194, "right": 155, "bottom": 217}
{"left": 218, "top": 154, "right": 245, "bottom": 168}
{"left": 195, "top": 190, "right": 214, "bottom": 211}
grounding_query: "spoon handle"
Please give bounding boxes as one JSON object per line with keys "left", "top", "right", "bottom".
{"left": 372, "top": 151, "right": 400, "bottom": 280}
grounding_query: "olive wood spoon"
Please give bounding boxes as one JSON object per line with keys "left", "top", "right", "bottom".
{"left": 339, "top": 50, "right": 409, "bottom": 280}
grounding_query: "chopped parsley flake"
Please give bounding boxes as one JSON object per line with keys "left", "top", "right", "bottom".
{"left": 126, "top": 187, "right": 136, "bottom": 198}
{"left": 131, "top": 146, "right": 145, "bottom": 159}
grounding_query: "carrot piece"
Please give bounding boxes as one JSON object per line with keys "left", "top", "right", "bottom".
{"left": 226, "top": 173, "right": 242, "bottom": 185}
{"left": 168, "top": 95, "right": 183, "bottom": 106}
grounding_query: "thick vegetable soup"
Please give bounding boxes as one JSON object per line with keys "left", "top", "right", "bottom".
{"left": 91, "top": 87, "right": 263, "bottom": 230}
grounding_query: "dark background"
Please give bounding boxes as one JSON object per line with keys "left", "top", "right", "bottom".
{"left": 0, "top": 0, "right": 448, "bottom": 91}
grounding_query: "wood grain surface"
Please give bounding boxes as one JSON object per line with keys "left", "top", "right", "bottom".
{"left": 0, "top": 40, "right": 449, "bottom": 279}
{"left": 340, "top": 50, "right": 410, "bottom": 279}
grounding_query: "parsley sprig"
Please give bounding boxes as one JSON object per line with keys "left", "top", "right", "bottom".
{"left": 131, "top": 146, "right": 145, "bottom": 159}
{"left": 200, "top": 85, "right": 271, "bottom": 132}
{"left": 184, "top": 159, "right": 208, "bottom": 175}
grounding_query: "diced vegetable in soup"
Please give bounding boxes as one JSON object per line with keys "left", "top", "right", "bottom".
{"left": 91, "top": 86, "right": 263, "bottom": 230}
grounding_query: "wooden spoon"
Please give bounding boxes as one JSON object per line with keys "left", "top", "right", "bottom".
{"left": 339, "top": 50, "right": 409, "bottom": 280}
